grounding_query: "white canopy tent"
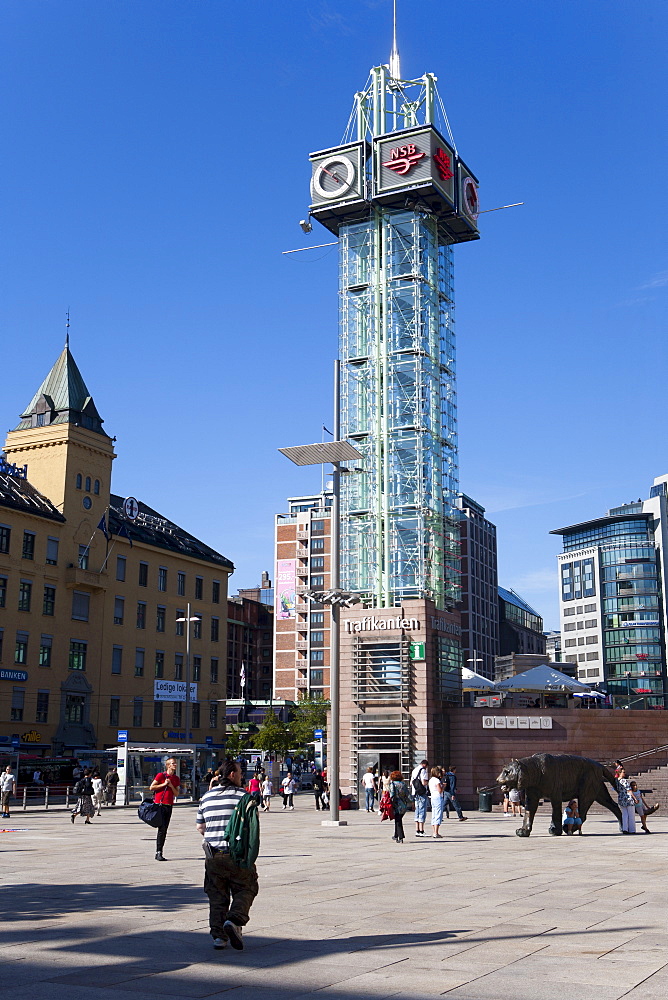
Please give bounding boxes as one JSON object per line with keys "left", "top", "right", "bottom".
{"left": 495, "top": 664, "right": 593, "bottom": 694}
{"left": 462, "top": 667, "right": 497, "bottom": 691}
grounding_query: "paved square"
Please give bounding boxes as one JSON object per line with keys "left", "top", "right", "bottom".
{"left": 1, "top": 801, "right": 667, "bottom": 999}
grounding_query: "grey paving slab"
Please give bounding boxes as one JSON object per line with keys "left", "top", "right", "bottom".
{"left": 2, "top": 805, "right": 668, "bottom": 1000}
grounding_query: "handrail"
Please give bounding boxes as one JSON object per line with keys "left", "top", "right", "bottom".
{"left": 603, "top": 744, "right": 668, "bottom": 767}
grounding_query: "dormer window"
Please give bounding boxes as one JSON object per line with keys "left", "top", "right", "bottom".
{"left": 76, "top": 474, "right": 82, "bottom": 490}
{"left": 85, "top": 476, "right": 91, "bottom": 492}
{"left": 36, "top": 413, "right": 45, "bottom": 426}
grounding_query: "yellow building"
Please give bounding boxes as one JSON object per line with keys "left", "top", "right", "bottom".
{"left": 0, "top": 342, "right": 233, "bottom": 761}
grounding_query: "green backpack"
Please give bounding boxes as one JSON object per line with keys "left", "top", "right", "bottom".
{"left": 223, "top": 792, "right": 260, "bottom": 868}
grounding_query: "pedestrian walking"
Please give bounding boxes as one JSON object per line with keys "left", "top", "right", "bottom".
{"left": 616, "top": 767, "right": 637, "bottom": 834}
{"left": 1, "top": 765, "right": 17, "bottom": 819}
{"left": 443, "top": 766, "right": 468, "bottom": 823}
{"left": 410, "top": 759, "right": 429, "bottom": 837}
{"left": 281, "top": 772, "right": 295, "bottom": 810}
{"left": 429, "top": 767, "right": 445, "bottom": 839}
{"left": 196, "top": 759, "right": 259, "bottom": 951}
{"left": 261, "top": 776, "right": 273, "bottom": 811}
{"left": 71, "top": 769, "right": 96, "bottom": 825}
{"left": 361, "top": 766, "right": 377, "bottom": 813}
{"left": 104, "top": 766, "right": 119, "bottom": 806}
{"left": 388, "top": 770, "right": 410, "bottom": 843}
{"left": 91, "top": 771, "right": 104, "bottom": 816}
{"left": 150, "top": 757, "right": 180, "bottom": 860}
{"left": 247, "top": 774, "right": 262, "bottom": 805}
{"left": 312, "top": 770, "right": 326, "bottom": 811}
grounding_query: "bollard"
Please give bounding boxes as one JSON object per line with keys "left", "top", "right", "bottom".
{"left": 45, "top": 787, "right": 49, "bottom": 810}
{"left": 22, "top": 787, "right": 27, "bottom": 811}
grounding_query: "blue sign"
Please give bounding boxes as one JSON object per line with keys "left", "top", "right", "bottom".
{"left": 206, "top": 736, "right": 213, "bottom": 746}
{"left": 11, "top": 734, "right": 21, "bottom": 749}
{"left": 314, "top": 729, "right": 323, "bottom": 739}
{"left": 117, "top": 729, "right": 129, "bottom": 742}
{"left": 0, "top": 669, "right": 29, "bottom": 683}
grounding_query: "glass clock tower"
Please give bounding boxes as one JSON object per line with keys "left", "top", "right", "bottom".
{"left": 309, "top": 64, "right": 479, "bottom": 611}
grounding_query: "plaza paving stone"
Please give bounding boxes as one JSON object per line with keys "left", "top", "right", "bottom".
{"left": 1, "top": 800, "right": 667, "bottom": 999}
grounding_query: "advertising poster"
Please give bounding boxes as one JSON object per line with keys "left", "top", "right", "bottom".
{"left": 154, "top": 680, "right": 198, "bottom": 702}
{"left": 276, "top": 559, "right": 297, "bottom": 619}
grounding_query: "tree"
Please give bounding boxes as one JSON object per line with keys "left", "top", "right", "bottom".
{"left": 253, "top": 712, "right": 293, "bottom": 759}
{"left": 290, "top": 697, "right": 330, "bottom": 749}
{"left": 224, "top": 725, "right": 251, "bottom": 758}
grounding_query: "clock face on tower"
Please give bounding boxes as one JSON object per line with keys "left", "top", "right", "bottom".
{"left": 309, "top": 142, "right": 366, "bottom": 209}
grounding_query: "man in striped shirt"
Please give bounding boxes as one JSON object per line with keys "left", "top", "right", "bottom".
{"left": 196, "top": 759, "right": 258, "bottom": 951}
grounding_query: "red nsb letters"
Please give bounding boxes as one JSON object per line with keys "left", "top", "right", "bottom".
{"left": 433, "top": 147, "right": 454, "bottom": 182}
{"left": 383, "top": 143, "right": 425, "bottom": 176}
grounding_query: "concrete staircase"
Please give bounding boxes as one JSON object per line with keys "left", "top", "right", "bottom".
{"left": 630, "top": 760, "right": 668, "bottom": 810}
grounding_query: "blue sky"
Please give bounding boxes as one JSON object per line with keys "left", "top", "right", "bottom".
{"left": 1, "top": 1, "right": 666, "bottom": 629}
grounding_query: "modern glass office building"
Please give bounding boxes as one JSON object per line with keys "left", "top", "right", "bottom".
{"left": 552, "top": 475, "right": 668, "bottom": 707}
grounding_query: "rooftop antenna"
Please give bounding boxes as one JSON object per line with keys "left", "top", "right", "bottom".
{"left": 389, "top": 0, "right": 400, "bottom": 80}
{"left": 65, "top": 309, "right": 70, "bottom": 349}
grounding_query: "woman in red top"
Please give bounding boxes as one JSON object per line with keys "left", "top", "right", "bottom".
{"left": 150, "top": 757, "right": 180, "bottom": 861}
{"left": 247, "top": 774, "right": 262, "bottom": 805}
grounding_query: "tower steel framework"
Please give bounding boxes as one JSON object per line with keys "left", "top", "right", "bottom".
{"left": 338, "top": 68, "right": 461, "bottom": 610}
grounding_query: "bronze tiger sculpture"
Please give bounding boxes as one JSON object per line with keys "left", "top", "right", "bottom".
{"left": 496, "top": 753, "right": 622, "bottom": 837}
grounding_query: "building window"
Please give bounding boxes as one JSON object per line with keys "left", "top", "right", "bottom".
{"left": 153, "top": 701, "right": 163, "bottom": 727}
{"left": 43, "top": 586, "right": 55, "bottom": 616}
{"left": 310, "top": 670, "right": 324, "bottom": 684}
{"left": 22, "top": 531, "right": 35, "bottom": 561}
{"left": 116, "top": 555, "right": 126, "bottom": 582}
{"left": 210, "top": 657, "right": 219, "bottom": 684}
{"left": 209, "top": 702, "right": 218, "bottom": 729}
{"left": 173, "top": 702, "right": 182, "bottom": 727}
{"left": 15, "top": 633, "right": 28, "bottom": 664}
{"left": 211, "top": 617, "right": 219, "bottom": 642}
{"left": 193, "top": 617, "right": 202, "bottom": 640}
{"left": 195, "top": 577, "right": 203, "bottom": 601}
{"left": 36, "top": 690, "right": 49, "bottom": 724}
{"left": 174, "top": 653, "right": 183, "bottom": 680}
{"left": 72, "top": 591, "right": 90, "bottom": 622}
{"left": 158, "top": 567, "right": 167, "bottom": 592}
{"left": 11, "top": 687, "right": 25, "bottom": 721}
{"left": 310, "top": 649, "right": 324, "bottom": 663}
{"left": 0, "top": 523, "right": 11, "bottom": 554}
{"left": 177, "top": 572, "right": 186, "bottom": 597}
{"left": 176, "top": 610, "right": 185, "bottom": 636}
{"left": 18, "top": 581, "right": 32, "bottom": 612}
{"left": 46, "top": 537, "right": 59, "bottom": 565}
{"left": 586, "top": 651, "right": 599, "bottom": 660}
{"left": 77, "top": 544, "right": 89, "bottom": 570}
{"left": 0, "top": 576, "right": 6, "bottom": 608}
{"left": 193, "top": 655, "right": 202, "bottom": 682}
{"left": 312, "top": 519, "right": 325, "bottom": 534}
{"left": 69, "top": 640, "right": 87, "bottom": 671}
{"left": 65, "top": 694, "right": 85, "bottom": 724}
{"left": 584, "top": 603, "right": 597, "bottom": 613}
{"left": 94, "top": 479, "right": 100, "bottom": 495}
{"left": 39, "top": 635, "right": 52, "bottom": 667}
{"left": 310, "top": 612, "right": 324, "bottom": 625}
{"left": 311, "top": 556, "right": 325, "bottom": 570}
{"left": 311, "top": 575, "right": 325, "bottom": 588}
{"left": 109, "top": 697, "right": 120, "bottom": 726}
{"left": 155, "top": 650, "right": 165, "bottom": 678}
{"left": 113, "top": 596, "right": 125, "bottom": 625}
{"left": 192, "top": 702, "right": 200, "bottom": 728}
{"left": 584, "top": 619, "right": 597, "bottom": 629}
{"left": 136, "top": 602, "right": 146, "bottom": 629}
{"left": 85, "top": 476, "right": 91, "bottom": 492}
{"left": 112, "top": 646, "right": 123, "bottom": 674}
{"left": 585, "top": 635, "right": 598, "bottom": 645}
{"left": 563, "top": 607, "right": 575, "bottom": 617}
{"left": 135, "top": 648, "right": 145, "bottom": 677}
{"left": 75, "top": 474, "right": 82, "bottom": 490}
{"left": 311, "top": 630, "right": 324, "bottom": 646}
{"left": 311, "top": 537, "right": 325, "bottom": 551}
{"left": 138, "top": 562, "right": 148, "bottom": 587}
{"left": 564, "top": 639, "right": 577, "bottom": 648}
{"left": 212, "top": 580, "right": 220, "bottom": 604}
{"left": 563, "top": 623, "right": 576, "bottom": 632}
{"left": 156, "top": 606, "right": 166, "bottom": 633}
{"left": 133, "top": 698, "right": 143, "bottom": 727}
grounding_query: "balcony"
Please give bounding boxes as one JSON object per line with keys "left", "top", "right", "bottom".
{"left": 296, "top": 585, "right": 309, "bottom": 595}
{"left": 297, "top": 530, "right": 309, "bottom": 540}
{"left": 296, "top": 677, "right": 308, "bottom": 688}
{"left": 296, "top": 565, "right": 309, "bottom": 577}
{"left": 65, "top": 565, "right": 107, "bottom": 593}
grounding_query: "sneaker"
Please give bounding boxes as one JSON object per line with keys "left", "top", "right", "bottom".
{"left": 289, "top": 806, "right": 294, "bottom": 810}
{"left": 223, "top": 920, "right": 244, "bottom": 951}
{"left": 71, "top": 813, "right": 76, "bottom": 824}
{"left": 459, "top": 817, "right": 468, "bottom": 822}
{"left": 213, "top": 937, "right": 228, "bottom": 950}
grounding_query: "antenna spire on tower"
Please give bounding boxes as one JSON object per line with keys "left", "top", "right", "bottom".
{"left": 65, "top": 309, "right": 70, "bottom": 348}
{"left": 389, "top": 0, "right": 400, "bottom": 80}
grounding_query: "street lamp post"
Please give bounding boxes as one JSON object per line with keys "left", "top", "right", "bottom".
{"left": 279, "top": 360, "right": 363, "bottom": 827}
{"left": 176, "top": 603, "right": 201, "bottom": 799}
